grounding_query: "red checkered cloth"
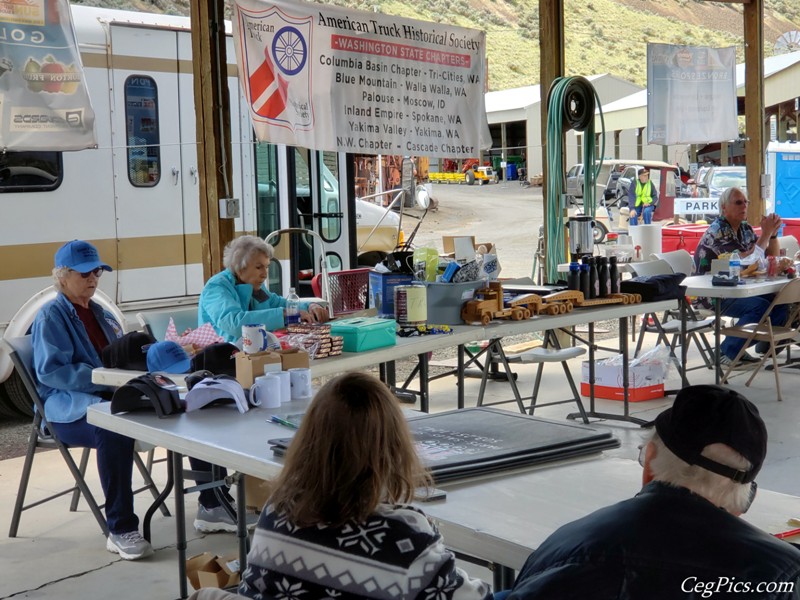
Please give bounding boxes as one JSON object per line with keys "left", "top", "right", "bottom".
{"left": 165, "top": 318, "right": 225, "bottom": 350}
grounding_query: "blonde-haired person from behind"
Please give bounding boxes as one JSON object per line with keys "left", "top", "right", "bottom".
{"left": 236, "top": 371, "right": 493, "bottom": 600}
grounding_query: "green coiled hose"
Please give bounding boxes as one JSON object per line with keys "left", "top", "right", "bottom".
{"left": 543, "top": 76, "right": 606, "bottom": 283}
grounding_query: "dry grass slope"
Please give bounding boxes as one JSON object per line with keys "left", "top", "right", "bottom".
{"left": 75, "top": 0, "right": 800, "bottom": 90}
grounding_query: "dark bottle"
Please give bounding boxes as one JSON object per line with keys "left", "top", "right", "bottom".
{"left": 609, "top": 256, "right": 620, "bottom": 294}
{"left": 568, "top": 262, "right": 581, "bottom": 291}
{"left": 597, "top": 256, "right": 609, "bottom": 298}
{"left": 580, "top": 263, "right": 591, "bottom": 299}
{"left": 587, "top": 256, "right": 599, "bottom": 299}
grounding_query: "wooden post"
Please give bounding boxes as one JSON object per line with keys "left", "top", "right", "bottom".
{"left": 191, "top": 0, "right": 235, "bottom": 281}
{"left": 540, "top": 0, "right": 565, "bottom": 279}
{"left": 743, "top": 0, "right": 765, "bottom": 221}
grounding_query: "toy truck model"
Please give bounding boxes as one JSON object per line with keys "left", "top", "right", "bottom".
{"left": 461, "top": 281, "right": 531, "bottom": 325}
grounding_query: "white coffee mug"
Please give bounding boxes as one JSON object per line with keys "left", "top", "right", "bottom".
{"left": 250, "top": 374, "right": 281, "bottom": 408}
{"left": 263, "top": 362, "right": 282, "bottom": 375}
{"left": 242, "top": 324, "right": 269, "bottom": 355}
{"left": 289, "top": 367, "right": 312, "bottom": 400}
{"left": 275, "top": 371, "right": 292, "bottom": 404}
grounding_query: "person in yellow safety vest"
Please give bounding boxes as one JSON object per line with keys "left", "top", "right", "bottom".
{"left": 628, "top": 168, "right": 659, "bottom": 226}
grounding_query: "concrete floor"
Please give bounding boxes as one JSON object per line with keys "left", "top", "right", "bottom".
{"left": 2, "top": 330, "right": 800, "bottom": 600}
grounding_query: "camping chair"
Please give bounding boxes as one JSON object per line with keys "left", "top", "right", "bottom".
{"left": 137, "top": 306, "right": 199, "bottom": 341}
{"left": 6, "top": 335, "right": 167, "bottom": 538}
{"left": 720, "top": 279, "right": 800, "bottom": 401}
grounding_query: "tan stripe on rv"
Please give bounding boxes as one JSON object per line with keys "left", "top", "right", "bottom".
{"left": 0, "top": 235, "right": 202, "bottom": 281}
{"left": 81, "top": 52, "right": 238, "bottom": 77}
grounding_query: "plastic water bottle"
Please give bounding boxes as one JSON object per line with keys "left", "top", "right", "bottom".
{"left": 729, "top": 250, "right": 741, "bottom": 280}
{"left": 285, "top": 287, "right": 300, "bottom": 325}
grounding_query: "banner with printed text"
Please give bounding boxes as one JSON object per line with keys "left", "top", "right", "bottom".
{"left": 0, "top": 0, "right": 96, "bottom": 150}
{"left": 647, "top": 43, "right": 737, "bottom": 146}
{"left": 232, "top": 0, "right": 491, "bottom": 158}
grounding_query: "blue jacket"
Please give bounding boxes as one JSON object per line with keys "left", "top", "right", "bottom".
{"left": 198, "top": 269, "right": 310, "bottom": 342}
{"left": 32, "top": 293, "right": 123, "bottom": 423}
{"left": 508, "top": 481, "right": 800, "bottom": 600}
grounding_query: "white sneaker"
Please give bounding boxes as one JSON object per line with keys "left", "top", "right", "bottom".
{"left": 106, "top": 530, "right": 153, "bottom": 560}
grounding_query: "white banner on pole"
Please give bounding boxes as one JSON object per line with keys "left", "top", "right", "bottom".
{"left": 0, "top": 0, "right": 96, "bottom": 150}
{"left": 647, "top": 44, "right": 737, "bottom": 146}
{"left": 232, "top": 0, "right": 491, "bottom": 157}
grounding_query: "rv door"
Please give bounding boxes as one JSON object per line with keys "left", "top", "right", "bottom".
{"left": 110, "top": 25, "right": 189, "bottom": 302}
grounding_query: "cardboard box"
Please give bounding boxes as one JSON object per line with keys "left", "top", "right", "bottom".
{"left": 273, "top": 348, "right": 310, "bottom": 370}
{"left": 186, "top": 552, "right": 240, "bottom": 590}
{"left": 580, "top": 361, "right": 665, "bottom": 402}
{"left": 235, "top": 350, "right": 310, "bottom": 387}
{"left": 244, "top": 476, "right": 274, "bottom": 512}
{"left": 235, "top": 351, "right": 281, "bottom": 388}
{"left": 442, "top": 235, "right": 494, "bottom": 259}
{"left": 369, "top": 270, "right": 413, "bottom": 318}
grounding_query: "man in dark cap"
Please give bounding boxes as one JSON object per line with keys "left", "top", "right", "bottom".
{"left": 507, "top": 385, "right": 800, "bottom": 600}
{"left": 628, "top": 167, "right": 658, "bottom": 226}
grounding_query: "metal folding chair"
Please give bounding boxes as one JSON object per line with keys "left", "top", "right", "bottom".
{"left": 6, "top": 335, "right": 167, "bottom": 538}
{"left": 720, "top": 278, "right": 800, "bottom": 401}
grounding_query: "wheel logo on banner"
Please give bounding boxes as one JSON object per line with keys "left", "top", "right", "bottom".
{"left": 272, "top": 26, "right": 307, "bottom": 76}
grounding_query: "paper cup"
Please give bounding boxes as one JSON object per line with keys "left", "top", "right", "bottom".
{"left": 289, "top": 367, "right": 312, "bottom": 400}
{"left": 250, "top": 374, "right": 281, "bottom": 408}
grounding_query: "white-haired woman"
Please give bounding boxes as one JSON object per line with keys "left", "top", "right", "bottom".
{"left": 31, "top": 240, "right": 153, "bottom": 560}
{"left": 199, "top": 235, "right": 328, "bottom": 342}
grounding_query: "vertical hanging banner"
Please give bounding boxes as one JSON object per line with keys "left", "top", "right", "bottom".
{"left": 647, "top": 43, "right": 737, "bottom": 146}
{"left": 0, "top": 0, "right": 96, "bottom": 150}
{"left": 233, "top": 0, "right": 491, "bottom": 158}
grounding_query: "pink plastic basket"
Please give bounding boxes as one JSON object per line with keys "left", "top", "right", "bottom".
{"left": 312, "top": 268, "right": 371, "bottom": 316}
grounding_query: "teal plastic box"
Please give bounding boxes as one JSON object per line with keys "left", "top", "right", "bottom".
{"left": 330, "top": 317, "right": 397, "bottom": 352}
{"left": 369, "top": 271, "right": 414, "bottom": 318}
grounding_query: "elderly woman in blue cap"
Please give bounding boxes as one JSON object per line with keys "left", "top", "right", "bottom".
{"left": 31, "top": 240, "right": 153, "bottom": 560}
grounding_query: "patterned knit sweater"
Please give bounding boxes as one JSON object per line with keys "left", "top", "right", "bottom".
{"left": 238, "top": 502, "right": 492, "bottom": 600}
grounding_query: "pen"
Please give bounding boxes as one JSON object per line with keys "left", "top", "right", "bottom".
{"left": 270, "top": 415, "right": 299, "bottom": 429}
{"left": 773, "top": 527, "right": 800, "bottom": 540}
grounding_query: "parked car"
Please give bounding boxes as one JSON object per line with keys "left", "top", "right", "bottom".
{"left": 565, "top": 163, "right": 585, "bottom": 204}
{"left": 701, "top": 166, "right": 746, "bottom": 200}
{"left": 689, "top": 165, "right": 713, "bottom": 197}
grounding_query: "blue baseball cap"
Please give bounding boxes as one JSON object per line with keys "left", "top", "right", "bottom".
{"left": 55, "top": 240, "right": 112, "bottom": 273}
{"left": 146, "top": 341, "right": 191, "bottom": 374}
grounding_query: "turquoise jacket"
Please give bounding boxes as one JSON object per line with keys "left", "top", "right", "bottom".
{"left": 198, "top": 269, "right": 310, "bottom": 342}
{"left": 32, "top": 293, "right": 122, "bottom": 423}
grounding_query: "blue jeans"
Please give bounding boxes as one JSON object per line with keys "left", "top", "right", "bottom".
{"left": 720, "top": 295, "right": 788, "bottom": 359}
{"left": 51, "top": 417, "right": 138, "bottom": 535}
{"left": 630, "top": 204, "right": 653, "bottom": 226}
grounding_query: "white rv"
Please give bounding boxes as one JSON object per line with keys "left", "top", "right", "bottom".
{"left": 0, "top": 5, "right": 402, "bottom": 411}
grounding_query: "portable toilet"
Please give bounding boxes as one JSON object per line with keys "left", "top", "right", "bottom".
{"left": 766, "top": 141, "right": 800, "bottom": 216}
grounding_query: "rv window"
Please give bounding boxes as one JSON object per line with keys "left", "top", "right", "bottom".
{"left": 0, "top": 151, "right": 62, "bottom": 192}
{"left": 319, "top": 151, "right": 341, "bottom": 243}
{"left": 124, "top": 75, "right": 161, "bottom": 187}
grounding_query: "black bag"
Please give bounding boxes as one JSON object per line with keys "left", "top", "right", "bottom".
{"left": 111, "top": 373, "right": 183, "bottom": 418}
{"left": 621, "top": 273, "right": 686, "bottom": 302}
{"left": 101, "top": 331, "right": 156, "bottom": 370}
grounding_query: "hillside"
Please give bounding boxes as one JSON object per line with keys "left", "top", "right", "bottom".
{"left": 75, "top": 0, "right": 800, "bottom": 90}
